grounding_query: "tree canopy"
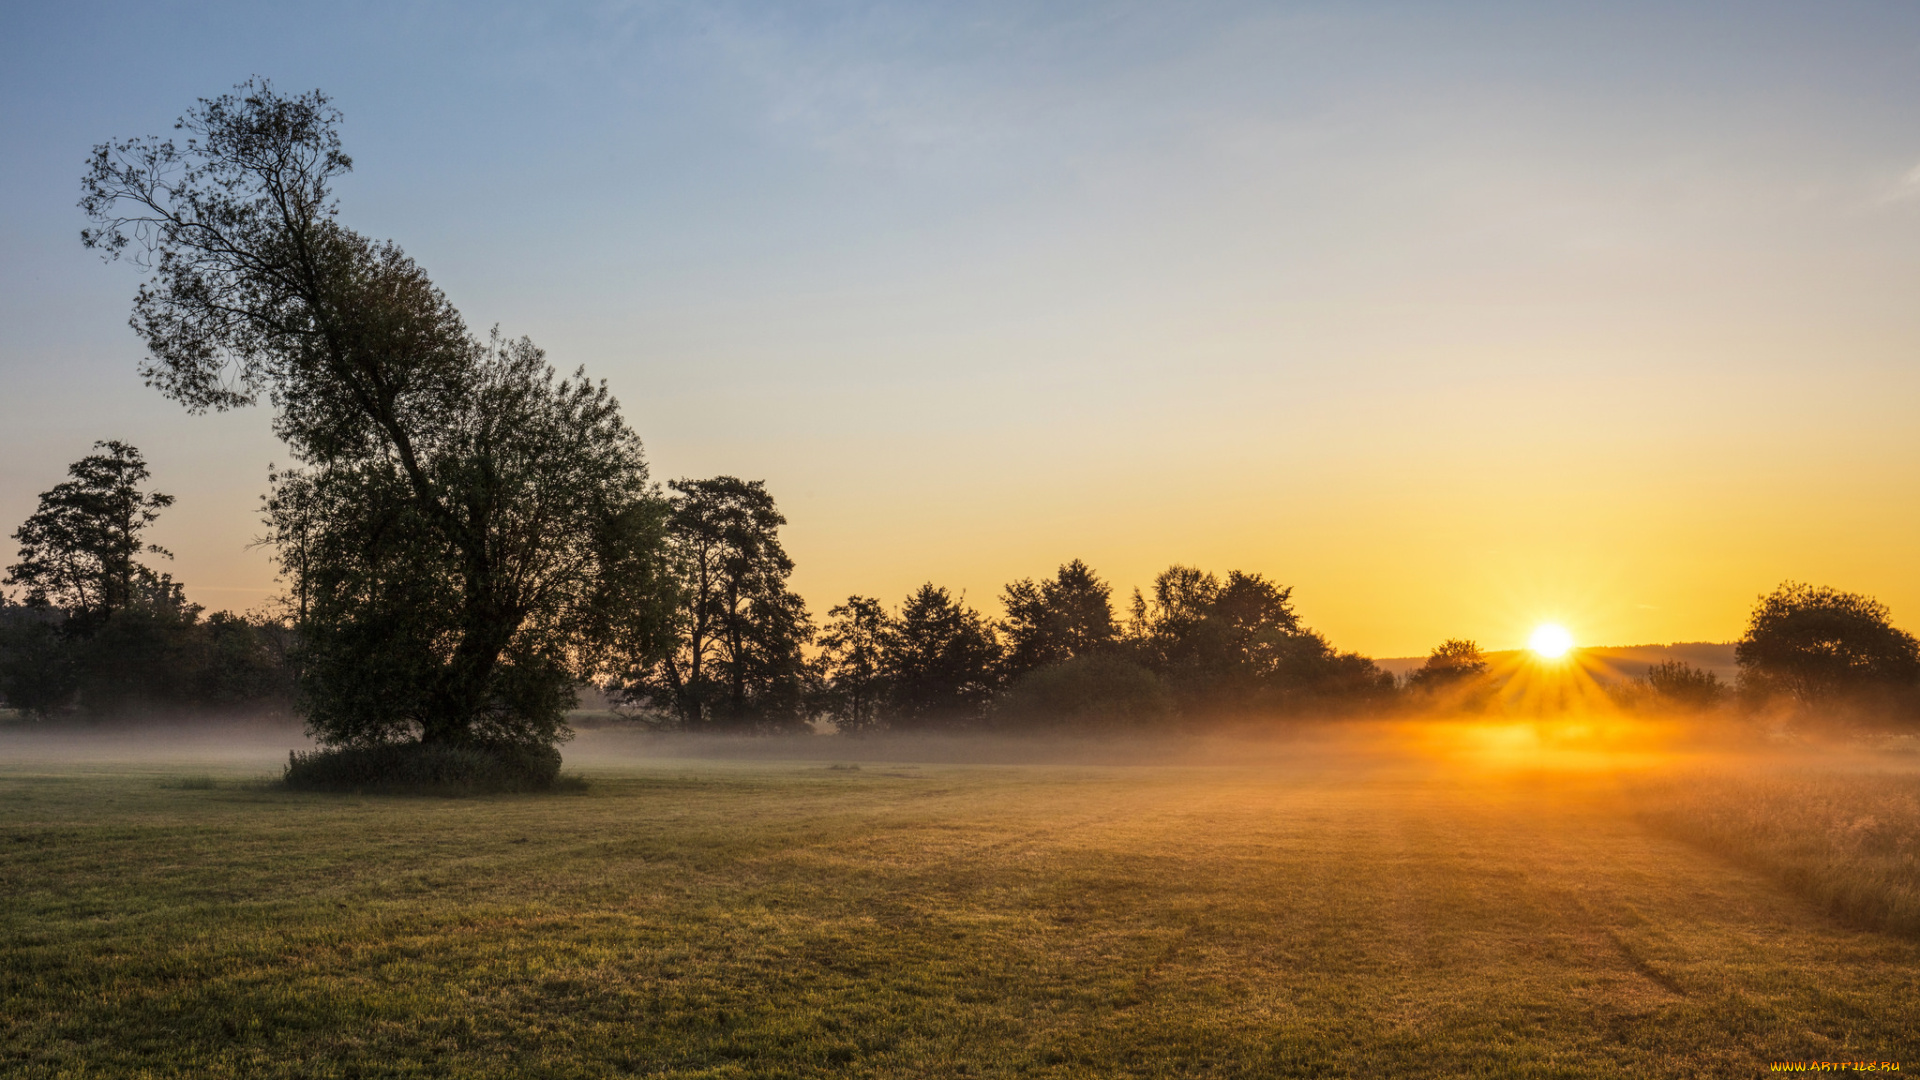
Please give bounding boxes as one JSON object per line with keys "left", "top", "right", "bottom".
{"left": 999, "top": 559, "right": 1118, "bottom": 680}
{"left": 1, "top": 444, "right": 292, "bottom": 718}
{"left": 620, "top": 477, "right": 813, "bottom": 730}
{"left": 815, "top": 596, "right": 891, "bottom": 735}
{"left": 1736, "top": 582, "right": 1920, "bottom": 707}
{"left": 884, "top": 584, "right": 1002, "bottom": 728}
{"left": 1119, "top": 565, "right": 1386, "bottom": 714}
{"left": 5, "top": 441, "right": 174, "bottom": 622}
{"left": 83, "top": 81, "right": 675, "bottom": 749}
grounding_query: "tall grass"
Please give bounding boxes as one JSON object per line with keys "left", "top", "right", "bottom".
{"left": 1639, "top": 770, "right": 1920, "bottom": 937}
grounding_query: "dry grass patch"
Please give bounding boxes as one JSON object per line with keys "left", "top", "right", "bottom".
{"left": 1638, "top": 768, "right": 1920, "bottom": 937}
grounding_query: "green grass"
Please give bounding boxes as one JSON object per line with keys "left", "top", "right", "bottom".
{"left": 3, "top": 750, "right": 1917, "bottom": 1078}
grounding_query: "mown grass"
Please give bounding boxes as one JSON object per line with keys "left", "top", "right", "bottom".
{"left": 2, "top": 751, "right": 1918, "bottom": 1077}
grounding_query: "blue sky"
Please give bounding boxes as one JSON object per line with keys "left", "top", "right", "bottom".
{"left": 5, "top": 1, "right": 1920, "bottom": 654}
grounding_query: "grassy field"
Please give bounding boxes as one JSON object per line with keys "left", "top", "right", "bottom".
{"left": 3, "top": 727, "right": 1918, "bottom": 1078}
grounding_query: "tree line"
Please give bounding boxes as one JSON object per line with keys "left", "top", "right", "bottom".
{"left": 5, "top": 81, "right": 1916, "bottom": 778}
{"left": 9, "top": 433, "right": 1917, "bottom": 733}
{"left": 0, "top": 442, "right": 291, "bottom": 716}
{"left": 606, "top": 479, "right": 1397, "bottom": 732}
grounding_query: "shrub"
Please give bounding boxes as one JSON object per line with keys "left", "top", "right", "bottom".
{"left": 1644, "top": 659, "right": 1726, "bottom": 710}
{"left": 283, "top": 739, "right": 565, "bottom": 795}
{"left": 992, "top": 653, "right": 1174, "bottom": 730}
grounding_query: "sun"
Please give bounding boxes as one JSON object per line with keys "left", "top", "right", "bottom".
{"left": 1528, "top": 623, "right": 1575, "bottom": 660}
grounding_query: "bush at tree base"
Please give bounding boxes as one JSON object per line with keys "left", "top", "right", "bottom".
{"left": 282, "top": 740, "right": 565, "bottom": 794}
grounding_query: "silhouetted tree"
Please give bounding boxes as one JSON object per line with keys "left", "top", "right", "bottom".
{"left": 86, "top": 82, "right": 674, "bottom": 750}
{"left": 1643, "top": 659, "right": 1726, "bottom": 710}
{"left": 883, "top": 585, "right": 1002, "bottom": 728}
{"left": 1408, "top": 639, "right": 1488, "bottom": 689}
{"left": 999, "top": 559, "right": 1118, "bottom": 681}
{"left": 1736, "top": 583, "right": 1920, "bottom": 707}
{"left": 2, "top": 443, "right": 185, "bottom": 716}
{"left": 815, "top": 596, "right": 892, "bottom": 734}
{"left": 0, "top": 446, "right": 297, "bottom": 718}
{"left": 5, "top": 441, "right": 175, "bottom": 626}
{"left": 1121, "top": 565, "right": 1385, "bottom": 714}
{"left": 620, "top": 478, "right": 812, "bottom": 730}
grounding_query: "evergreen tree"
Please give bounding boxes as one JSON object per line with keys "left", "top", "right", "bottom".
{"left": 999, "top": 559, "right": 1118, "bottom": 680}
{"left": 883, "top": 585, "right": 1002, "bottom": 728}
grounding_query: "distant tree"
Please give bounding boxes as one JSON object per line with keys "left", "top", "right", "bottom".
{"left": 0, "top": 447, "right": 297, "bottom": 718}
{"left": 815, "top": 596, "right": 892, "bottom": 734}
{"left": 66, "top": 577, "right": 203, "bottom": 714}
{"left": 1408, "top": 639, "right": 1489, "bottom": 689}
{"left": 999, "top": 559, "right": 1118, "bottom": 681}
{"left": 1127, "top": 566, "right": 1220, "bottom": 647}
{"left": 883, "top": 584, "right": 1002, "bottom": 728}
{"left": 1736, "top": 583, "right": 1920, "bottom": 707}
{"left": 86, "top": 81, "right": 675, "bottom": 751}
{"left": 1644, "top": 660, "right": 1727, "bottom": 710}
{"left": 191, "top": 611, "right": 296, "bottom": 710}
{"left": 1208, "top": 571, "right": 1306, "bottom": 670}
{"left": 1, "top": 442, "right": 193, "bottom": 717}
{"left": 5, "top": 441, "right": 175, "bottom": 625}
{"left": 1124, "top": 565, "right": 1220, "bottom": 679}
{"left": 1121, "top": 565, "right": 1386, "bottom": 714}
{"left": 619, "top": 478, "right": 813, "bottom": 730}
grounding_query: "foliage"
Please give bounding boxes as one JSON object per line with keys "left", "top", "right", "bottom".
{"left": 282, "top": 740, "right": 564, "bottom": 794}
{"left": 998, "top": 559, "right": 1118, "bottom": 680}
{"left": 1644, "top": 659, "right": 1727, "bottom": 710}
{"left": 1408, "top": 638, "right": 1488, "bottom": 687}
{"left": 0, "top": 600, "right": 295, "bottom": 720}
{"left": 1404, "top": 638, "right": 1492, "bottom": 711}
{"left": 265, "top": 335, "right": 673, "bottom": 748}
{"left": 84, "top": 81, "right": 674, "bottom": 751}
{"left": 882, "top": 584, "right": 1002, "bottom": 728}
{"left": 1735, "top": 582, "right": 1920, "bottom": 709}
{"left": 617, "top": 477, "right": 813, "bottom": 731}
{"left": 4, "top": 441, "right": 174, "bottom": 625}
{"left": 0, "top": 444, "right": 296, "bottom": 719}
{"left": 814, "top": 595, "right": 892, "bottom": 734}
{"left": 1125, "top": 565, "right": 1391, "bottom": 715}
{"left": 991, "top": 652, "right": 1173, "bottom": 729}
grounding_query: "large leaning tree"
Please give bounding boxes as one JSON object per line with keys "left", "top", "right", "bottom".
{"left": 82, "top": 80, "right": 676, "bottom": 749}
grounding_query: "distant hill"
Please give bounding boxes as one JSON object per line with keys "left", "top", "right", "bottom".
{"left": 1373, "top": 642, "right": 1738, "bottom": 685}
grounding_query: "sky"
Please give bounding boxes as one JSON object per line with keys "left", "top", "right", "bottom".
{"left": 3, "top": 1, "right": 1919, "bottom": 658}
